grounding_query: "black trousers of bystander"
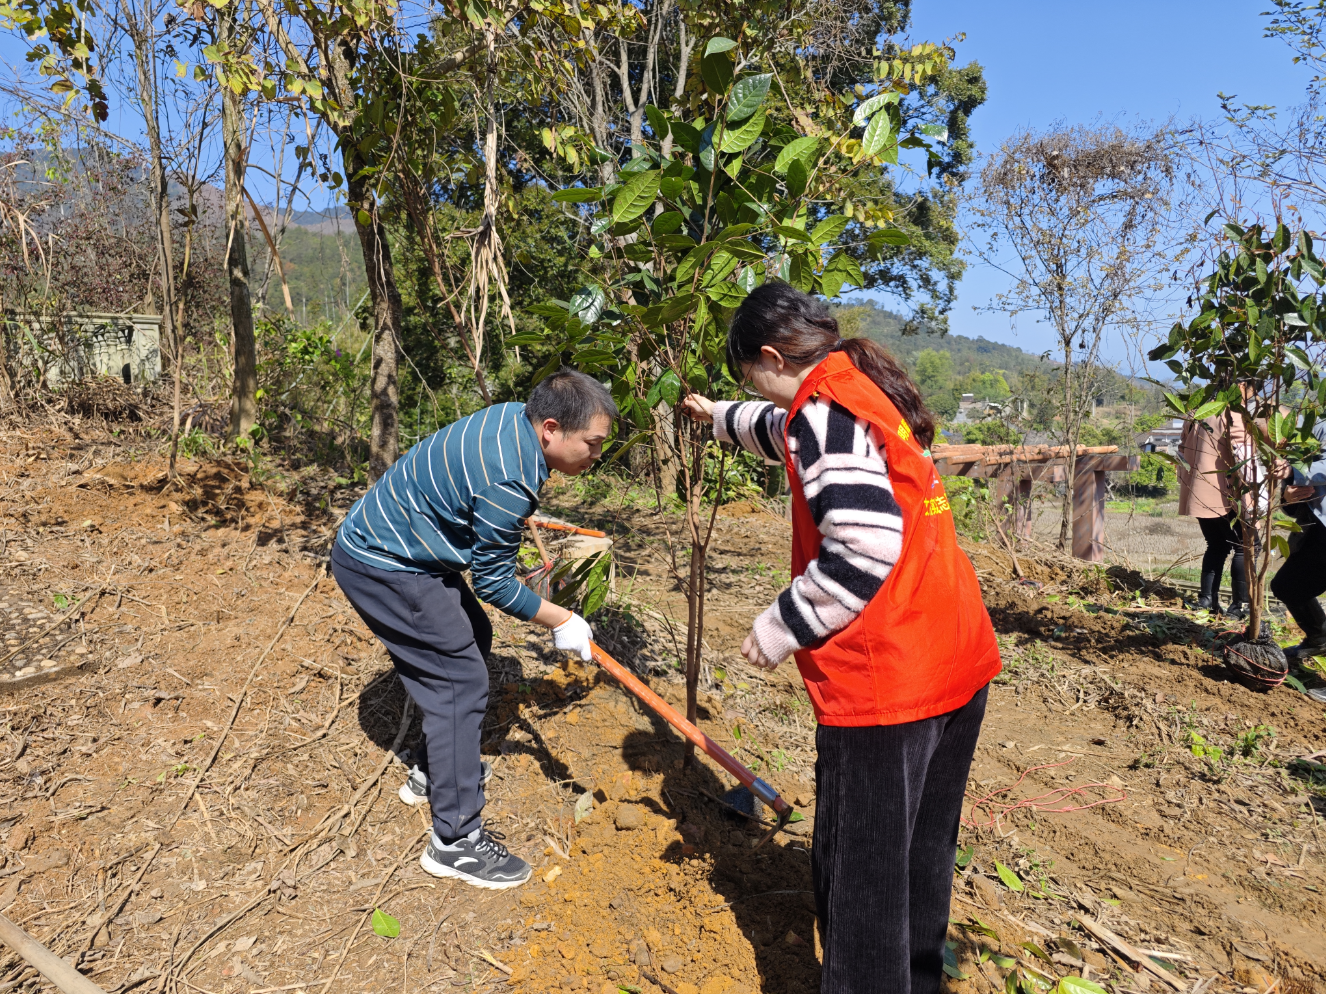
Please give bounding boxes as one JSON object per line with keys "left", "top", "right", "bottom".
{"left": 1197, "top": 513, "right": 1252, "bottom": 608}
{"left": 1270, "top": 518, "right": 1326, "bottom": 642}
{"left": 813, "top": 684, "right": 989, "bottom": 994}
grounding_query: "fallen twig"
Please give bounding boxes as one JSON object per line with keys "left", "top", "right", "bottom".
{"left": 166, "top": 574, "right": 323, "bottom": 830}
{"left": 1075, "top": 911, "right": 1183, "bottom": 990}
{"left": 85, "top": 843, "right": 162, "bottom": 950}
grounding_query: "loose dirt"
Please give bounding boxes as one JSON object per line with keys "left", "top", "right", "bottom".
{"left": 0, "top": 421, "right": 1322, "bottom": 994}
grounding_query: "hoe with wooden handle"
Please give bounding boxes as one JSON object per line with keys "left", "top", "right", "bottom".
{"left": 527, "top": 521, "right": 795, "bottom": 846}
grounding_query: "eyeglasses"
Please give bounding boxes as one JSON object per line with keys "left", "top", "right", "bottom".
{"left": 738, "top": 364, "right": 761, "bottom": 397}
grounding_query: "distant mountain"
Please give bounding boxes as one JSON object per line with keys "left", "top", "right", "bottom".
{"left": 838, "top": 301, "right": 1054, "bottom": 379}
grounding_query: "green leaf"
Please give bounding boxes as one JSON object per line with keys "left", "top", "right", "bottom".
{"left": 1190, "top": 398, "right": 1227, "bottom": 420}
{"left": 1019, "top": 941, "right": 1053, "bottom": 964}
{"left": 774, "top": 136, "right": 819, "bottom": 175}
{"left": 720, "top": 223, "right": 758, "bottom": 239}
{"left": 810, "top": 215, "right": 849, "bottom": 245}
{"left": 955, "top": 845, "right": 974, "bottom": 869}
{"left": 644, "top": 105, "right": 669, "bottom": 141}
{"left": 861, "top": 111, "right": 896, "bottom": 156}
{"left": 647, "top": 369, "right": 682, "bottom": 407}
{"left": 726, "top": 73, "right": 772, "bottom": 121}
{"left": 994, "top": 861, "right": 1024, "bottom": 892}
{"left": 653, "top": 211, "right": 685, "bottom": 235}
{"left": 773, "top": 224, "right": 814, "bottom": 243}
{"left": 990, "top": 953, "right": 1017, "bottom": 969}
{"left": 698, "top": 121, "right": 718, "bottom": 171}
{"left": 871, "top": 227, "right": 910, "bottom": 247}
{"left": 852, "top": 90, "right": 899, "bottom": 125}
{"left": 701, "top": 52, "right": 734, "bottom": 96}
{"left": 1273, "top": 222, "right": 1292, "bottom": 253}
{"left": 722, "top": 239, "right": 766, "bottom": 262}
{"left": 676, "top": 243, "right": 717, "bottom": 284}
{"left": 705, "top": 282, "right": 748, "bottom": 308}
{"left": 371, "top": 908, "right": 400, "bottom": 938}
{"left": 720, "top": 107, "right": 766, "bottom": 153}
{"left": 822, "top": 250, "right": 864, "bottom": 299}
{"left": 785, "top": 158, "right": 809, "bottom": 198}
{"left": 1284, "top": 674, "right": 1309, "bottom": 694}
{"left": 659, "top": 292, "right": 699, "bottom": 324}
{"left": 657, "top": 234, "right": 698, "bottom": 251}
{"left": 551, "top": 186, "right": 603, "bottom": 203}
{"left": 504, "top": 332, "right": 546, "bottom": 347}
{"left": 954, "top": 917, "right": 1000, "bottom": 940}
{"left": 788, "top": 251, "right": 815, "bottom": 292}
{"left": 701, "top": 249, "right": 741, "bottom": 287}
{"left": 569, "top": 285, "right": 606, "bottom": 325}
{"left": 919, "top": 122, "right": 949, "bottom": 142}
{"left": 1057, "top": 978, "right": 1109, "bottom": 994}
{"left": 942, "top": 945, "right": 969, "bottom": 980}
{"left": 612, "top": 170, "right": 661, "bottom": 224}
{"left": 705, "top": 36, "right": 737, "bottom": 56}
{"left": 670, "top": 121, "right": 701, "bottom": 154}
{"left": 788, "top": 811, "right": 805, "bottom": 823}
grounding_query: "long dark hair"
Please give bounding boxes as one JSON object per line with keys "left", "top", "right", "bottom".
{"left": 727, "top": 282, "right": 937, "bottom": 450}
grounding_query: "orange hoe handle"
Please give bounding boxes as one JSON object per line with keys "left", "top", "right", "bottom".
{"left": 587, "top": 641, "right": 794, "bottom": 820}
{"left": 531, "top": 518, "right": 607, "bottom": 538}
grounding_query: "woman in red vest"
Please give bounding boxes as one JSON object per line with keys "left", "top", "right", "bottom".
{"left": 683, "top": 283, "right": 1001, "bottom": 994}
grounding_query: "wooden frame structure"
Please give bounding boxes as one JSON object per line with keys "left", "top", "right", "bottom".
{"left": 931, "top": 444, "right": 1140, "bottom": 561}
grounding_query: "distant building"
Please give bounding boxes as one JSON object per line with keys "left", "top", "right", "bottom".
{"left": 1135, "top": 419, "right": 1185, "bottom": 455}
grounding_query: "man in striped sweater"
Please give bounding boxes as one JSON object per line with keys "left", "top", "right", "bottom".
{"left": 332, "top": 371, "right": 615, "bottom": 889}
{"left": 709, "top": 397, "right": 903, "bottom": 668}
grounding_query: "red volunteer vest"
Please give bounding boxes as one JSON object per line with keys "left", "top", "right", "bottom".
{"left": 786, "top": 352, "right": 1001, "bottom": 726}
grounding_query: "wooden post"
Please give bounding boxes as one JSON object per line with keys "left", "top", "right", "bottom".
{"left": 1015, "top": 477, "right": 1034, "bottom": 539}
{"left": 1072, "top": 468, "right": 1107, "bottom": 561}
{"left": 930, "top": 446, "right": 1134, "bottom": 564}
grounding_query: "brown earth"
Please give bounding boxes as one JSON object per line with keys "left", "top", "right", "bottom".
{"left": 0, "top": 422, "right": 1322, "bottom": 994}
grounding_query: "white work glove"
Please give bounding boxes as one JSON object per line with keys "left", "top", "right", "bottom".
{"left": 552, "top": 612, "right": 594, "bottom": 661}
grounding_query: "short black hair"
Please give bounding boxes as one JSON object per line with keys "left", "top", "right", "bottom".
{"left": 526, "top": 369, "right": 617, "bottom": 433}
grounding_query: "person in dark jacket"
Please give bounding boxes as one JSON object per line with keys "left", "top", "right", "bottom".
{"left": 1272, "top": 420, "right": 1326, "bottom": 678}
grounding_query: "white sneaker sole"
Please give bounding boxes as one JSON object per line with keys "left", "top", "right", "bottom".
{"left": 398, "top": 784, "right": 428, "bottom": 806}
{"left": 418, "top": 850, "right": 531, "bottom": 890}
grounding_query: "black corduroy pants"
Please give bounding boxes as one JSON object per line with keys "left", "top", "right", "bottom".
{"left": 813, "top": 685, "right": 988, "bottom": 994}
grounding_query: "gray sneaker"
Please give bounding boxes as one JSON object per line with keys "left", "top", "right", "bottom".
{"left": 419, "top": 826, "right": 531, "bottom": 890}
{"left": 398, "top": 762, "right": 492, "bottom": 807}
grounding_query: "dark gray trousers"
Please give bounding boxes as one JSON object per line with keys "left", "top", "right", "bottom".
{"left": 814, "top": 685, "right": 988, "bottom": 994}
{"left": 331, "top": 543, "right": 492, "bottom": 840}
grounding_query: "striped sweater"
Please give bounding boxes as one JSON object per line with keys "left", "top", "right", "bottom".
{"left": 714, "top": 399, "right": 904, "bottom": 665}
{"left": 336, "top": 402, "right": 548, "bottom": 621}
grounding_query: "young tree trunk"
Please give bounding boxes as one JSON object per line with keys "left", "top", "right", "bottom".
{"left": 1057, "top": 339, "right": 1075, "bottom": 552}
{"left": 219, "top": 21, "right": 257, "bottom": 440}
{"left": 346, "top": 159, "right": 403, "bottom": 481}
{"left": 680, "top": 425, "right": 705, "bottom": 763}
{"left": 122, "top": 0, "right": 180, "bottom": 478}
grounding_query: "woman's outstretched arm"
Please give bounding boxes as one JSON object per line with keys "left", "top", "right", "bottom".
{"left": 746, "top": 398, "right": 903, "bottom": 667}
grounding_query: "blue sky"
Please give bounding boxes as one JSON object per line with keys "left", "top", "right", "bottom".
{"left": 861, "top": 0, "right": 1314, "bottom": 366}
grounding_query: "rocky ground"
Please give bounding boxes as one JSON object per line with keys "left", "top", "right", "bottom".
{"left": 0, "top": 418, "right": 1321, "bottom": 994}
